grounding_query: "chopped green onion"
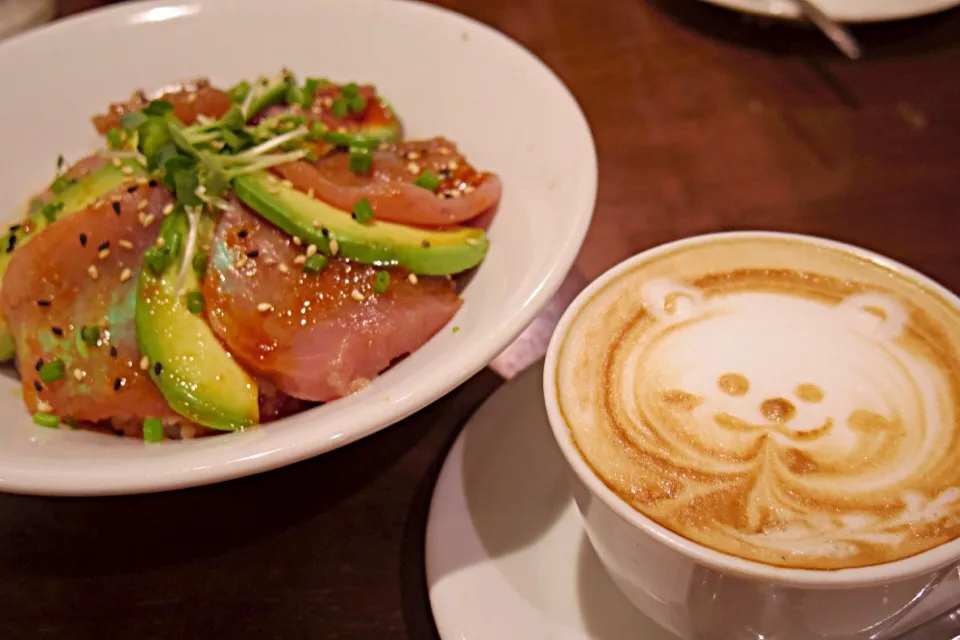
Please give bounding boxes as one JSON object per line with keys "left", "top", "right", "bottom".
{"left": 186, "top": 291, "right": 205, "bottom": 314}
{"left": 307, "top": 121, "right": 327, "bottom": 140}
{"left": 349, "top": 93, "right": 367, "bottom": 113}
{"left": 50, "top": 175, "right": 74, "bottom": 196}
{"left": 144, "top": 246, "right": 170, "bottom": 274}
{"left": 303, "top": 253, "right": 328, "bottom": 273}
{"left": 331, "top": 97, "right": 349, "bottom": 118}
{"left": 352, "top": 198, "right": 374, "bottom": 223}
{"left": 33, "top": 412, "right": 59, "bottom": 428}
{"left": 142, "top": 417, "right": 164, "bottom": 442}
{"left": 40, "top": 201, "right": 64, "bottom": 223}
{"left": 373, "top": 270, "right": 390, "bottom": 294}
{"left": 28, "top": 198, "right": 43, "bottom": 214}
{"left": 64, "top": 417, "right": 78, "bottom": 429}
{"left": 414, "top": 169, "right": 441, "bottom": 191}
{"left": 80, "top": 325, "right": 101, "bottom": 346}
{"left": 341, "top": 83, "right": 359, "bottom": 98}
{"left": 227, "top": 80, "right": 251, "bottom": 103}
{"left": 38, "top": 358, "right": 65, "bottom": 383}
{"left": 348, "top": 147, "right": 372, "bottom": 174}
{"left": 192, "top": 250, "right": 208, "bottom": 276}
{"left": 323, "top": 130, "right": 378, "bottom": 149}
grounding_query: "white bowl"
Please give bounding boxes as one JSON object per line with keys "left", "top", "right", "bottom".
{"left": 0, "top": 0, "right": 597, "bottom": 495}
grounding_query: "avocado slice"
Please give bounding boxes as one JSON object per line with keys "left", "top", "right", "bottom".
{"left": 233, "top": 172, "right": 488, "bottom": 275}
{"left": 135, "top": 210, "right": 259, "bottom": 430}
{"left": 0, "top": 158, "right": 145, "bottom": 360}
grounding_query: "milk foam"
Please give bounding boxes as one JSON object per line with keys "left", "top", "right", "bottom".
{"left": 556, "top": 237, "right": 960, "bottom": 570}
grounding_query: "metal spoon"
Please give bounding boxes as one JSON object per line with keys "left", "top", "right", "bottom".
{"left": 792, "top": 0, "right": 863, "bottom": 59}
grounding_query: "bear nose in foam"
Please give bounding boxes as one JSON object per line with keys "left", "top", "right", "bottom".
{"left": 760, "top": 397, "right": 796, "bottom": 423}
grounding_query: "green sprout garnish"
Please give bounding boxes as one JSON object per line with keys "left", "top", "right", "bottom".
{"left": 227, "top": 80, "right": 251, "bottom": 103}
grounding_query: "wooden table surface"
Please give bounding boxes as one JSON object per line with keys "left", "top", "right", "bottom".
{"left": 3, "top": 0, "right": 958, "bottom": 638}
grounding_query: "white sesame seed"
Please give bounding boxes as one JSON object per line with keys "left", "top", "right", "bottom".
{"left": 407, "top": 162, "right": 421, "bottom": 174}
{"left": 448, "top": 160, "right": 460, "bottom": 170}
{"left": 180, "top": 425, "right": 196, "bottom": 439}
{"left": 162, "top": 203, "right": 174, "bottom": 216}
{"left": 329, "top": 238, "right": 339, "bottom": 256}
{"left": 278, "top": 263, "right": 290, "bottom": 274}
{"left": 187, "top": 92, "right": 198, "bottom": 103}
{"left": 267, "top": 174, "right": 278, "bottom": 184}
{"left": 87, "top": 265, "right": 99, "bottom": 280}
{"left": 407, "top": 151, "right": 421, "bottom": 160}
{"left": 466, "top": 238, "right": 478, "bottom": 246}
{"left": 408, "top": 273, "right": 418, "bottom": 285}
{"left": 118, "top": 239, "right": 134, "bottom": 250}
{"left": 121, "top": 166, "right": 134, "bottom": 175}
{"left": 293, "top": 255, "right": 307, "bottom": 265}
{"left": 464, "top": 185, "right": 475, "bottom": 194}
{"left": 137, "top": 200, "right": 148, "bottom": 211}
{"left": 111, "top": 158, "right": 122, "bottom": 168}
{"left": 98, "top": 249, "right": 110, "bottom": 260}
{"left": 37, "top": 400, "right": 53, "bottom": 413}
{"left": 119, "top": 268, "right": 132, "bottom": 282}
{"left": 73, "top": 369, "right": 86, "bottom": 381}
{"left": 307, "top": 188, "right": 315, "bottom": 198}
{"left": 280, "top": 180, "right": 293, "bottom": 189}
{"left": 306, "top": 244, "right": 318, "bottom": 257}
{"left": 257, "top": 302, "right": 273, "bottom": 313}
{"left": 350, "top": 289, "right": 365, "bottom": 302}
{"left": 155, "top": 237, "right": 165, "bottom": 248}
{"left": 292, "top": 236, "right": 302, "bottom": 246}
{"left": 140, "top": 355, "right": 149, "bottom": 371}
{"left": 141, "top": 214, "right": 155, "bottom": 228}
{"left": 235, "top": 255, "right": 248, "bottom": 268}
{"left": 311, "top": 220, "right": 322, "bottom": 228}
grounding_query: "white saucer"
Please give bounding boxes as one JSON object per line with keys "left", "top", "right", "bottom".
{"left": 697, "top": 0, "right": 960, "bottom": 23}
{"left": 424, "top": 360, "right": 960, "bottom": 640}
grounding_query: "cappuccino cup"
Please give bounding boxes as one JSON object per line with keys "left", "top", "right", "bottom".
{"left": 543, "top": 232, "right": 960, "bottom": 639}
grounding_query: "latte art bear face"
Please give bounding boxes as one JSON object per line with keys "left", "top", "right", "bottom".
{"left": 555, "top": 237, "right": 960, "bottom": 570}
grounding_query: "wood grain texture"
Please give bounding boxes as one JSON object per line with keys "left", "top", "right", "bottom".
{"left": 2, "top": 0, "right": 958, "bottom": 637}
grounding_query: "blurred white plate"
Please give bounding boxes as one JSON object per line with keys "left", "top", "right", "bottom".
{"left": 698, "top": 0, "right": 960, "bottom": 22}
{"left": 0, "top": 0, "right": 597, "bottom": 496}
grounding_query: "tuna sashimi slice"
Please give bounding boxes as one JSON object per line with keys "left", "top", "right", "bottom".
{"left": 202, "top": 200, "right": 462, "bottom": 402}
{"left": 92, "top": 80, "right": 233, "bottom": 134}
{"left": 271, "top": 137, "right": 501, "bottom": 228}
{"left": 0, "top": 183, "right": 177, "bottom": 424}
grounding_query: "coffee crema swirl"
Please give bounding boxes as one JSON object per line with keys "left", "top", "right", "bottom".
{"left": 555, "top": 237, "right": 960, "bottom": 570}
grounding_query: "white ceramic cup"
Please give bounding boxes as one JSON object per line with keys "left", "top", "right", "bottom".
{"left": 543, "top": 231, "right": 960, "bottom": 640}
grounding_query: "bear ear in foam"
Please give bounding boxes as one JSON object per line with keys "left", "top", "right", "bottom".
{"left": 640, "top": 278, "right": 704, "bottom": 323}
{"left": 836, "top": 292, "right": 907, "bottom": 342}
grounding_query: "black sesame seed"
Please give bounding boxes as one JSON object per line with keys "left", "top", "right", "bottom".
{"left": 321, "top": 227, "right": 329, "bottom": 238}
{"left": 9, "top": 224, "right": 20, "bottom": 232}
{"left": 351, "top": 213, "right": 357, "bottom": 220}
{"left": 148, "top": 179, "right": 158, "bottom": 188}
{"left": 126, "top": 185, "right": 139, "bottom": 193}
{"left": 33, "top": 380, "right": 42, "bottom": 392}
{"left": 109, "top": 346, "right": 118, "bottom": 358}
{"left": 237, "top": 229, "right": 248, "bottom": 239}
{"left": 51, "top": 326, "right": 63, "bottom": 336}
{"left": 34, "top": 358, "right": 43, "bottom": 371}
{"left": 153, "top": 361, "right": 163, "bottom": 375}
{"left": 97, "top": 240, "right": 110, "bottom": 252}
{"left": 111, "top": 202, "right": 121, "bottom": 215}
{"left": 79, "top": 233, "right": 87, "bottom": 247}
{"left": 421, "top": 240, "right": 431, "bottom": 248}
{"left": 113, "top": 377, "right": 124, "bottom": 391}
{"left": 246, "top": 249, "right": 260, "bottom": 259}
{"left": 37, "top": 299, "right": 51, "bottom": 307}
{"left": 6, "top": 237, "right": 16, "bottom": 253}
